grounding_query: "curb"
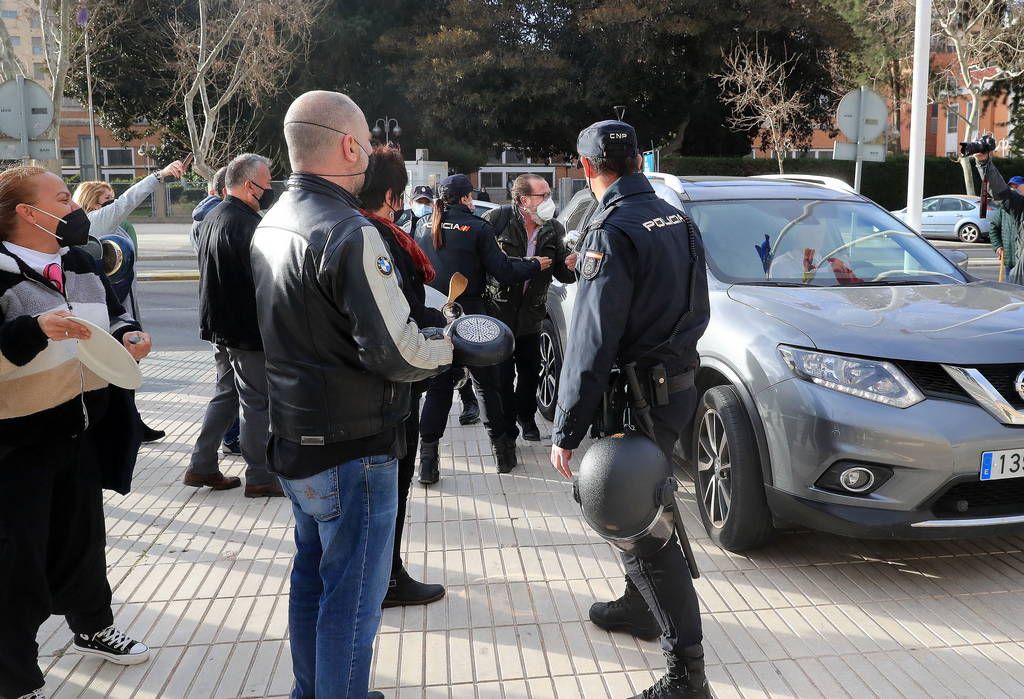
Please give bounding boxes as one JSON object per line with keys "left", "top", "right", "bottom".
{"left": 138, "top": 270, "right": 199, "bottom": 282}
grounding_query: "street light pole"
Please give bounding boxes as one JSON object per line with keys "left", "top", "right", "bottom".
{"left": 906, "top": 0, "right": 932, "bottom": 234}
{"left": 372, "top": 117, "right": 401, "bottom": 147}
{"left": 78, "top": 5, "right": 99, "bottom": 180}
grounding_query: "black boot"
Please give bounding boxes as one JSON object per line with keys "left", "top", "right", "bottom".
{"left": 588, "top": 589, "right": 661, "bottom": 641}
{"left": 459, "top": 391, "right": 481, "bottom": 425}
{"left": 491, "top": 437, "right": 510, "bottom": 473}
{"left": 382, "top": 565, "right": 446, "bottom": 608}
{"left": 141, "top": 423, "right": 165, "bottom": 443}
{"left": 418, "top": 439, "right": 439, "bottom": 484}
{"left": 518, "top": 419, "right": 541, "bottom": 442}
{"left": 503, "top": 436, "right": 518, "bottom": 472}
{"left": 630, "top": 648, "right": 710, "bottom": 699}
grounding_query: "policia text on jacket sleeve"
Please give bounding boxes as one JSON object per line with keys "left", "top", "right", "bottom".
{"left": 550, "top": 120, "right": 713, "bottom": 699}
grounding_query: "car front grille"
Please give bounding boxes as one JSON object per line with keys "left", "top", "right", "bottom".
{"left": 933, "top": 479, "right": 1024, "bottom": 518}
{"left": 975, "top": 366, "right": 1024, "bottom": 409}
{"left": 900, "top": 362, "right": 1024, "bottom": 408}
{"left": 898, "top": 361, "right": 971, "bottom": 402}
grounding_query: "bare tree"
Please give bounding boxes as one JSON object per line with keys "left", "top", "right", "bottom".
{"left": 169, "top": 0, "right": 322, "bottom": 179}
{"left": 717, "top": 41, "right": 812, "bottom": 174}
{"left": 933, "top": 0, "right": 1024, "bottom": 194}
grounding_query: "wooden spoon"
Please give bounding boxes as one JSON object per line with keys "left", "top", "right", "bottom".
{"left": 448, "top": 272, "right": 468, "bottom": 304}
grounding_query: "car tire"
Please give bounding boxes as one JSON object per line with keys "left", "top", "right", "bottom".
{"left": 958, "top": 223, "right": 981, "bottom": 243}
{"left": 693, "top": 386, "right": 773, "bottom": 552}
{"left": 537, "top": 318, "right": 561, "bottom": 422}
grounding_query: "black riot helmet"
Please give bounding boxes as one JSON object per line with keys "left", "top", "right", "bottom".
{"left": 573, "top": 431, "right": 679, "bottom": 557}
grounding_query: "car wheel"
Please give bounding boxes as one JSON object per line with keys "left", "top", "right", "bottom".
{"left": 958, "top": 223, "right": 981, "bottom": 243}
{"left": 537, "top": 318, "right": 561, "bottom": 421}
{"left": 693, "top": 386, "right": 773, "bottom": 552}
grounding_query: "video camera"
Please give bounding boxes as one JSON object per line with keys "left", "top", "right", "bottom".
{"left": 960, "top": 134, "right": 997, "bottom": 157}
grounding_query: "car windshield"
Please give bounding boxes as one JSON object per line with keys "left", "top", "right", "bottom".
{"left": 685, "top": 199, "right": 966, "bottom": 287}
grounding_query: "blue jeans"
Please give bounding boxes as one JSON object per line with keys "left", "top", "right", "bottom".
{"left": 280, "top": 455, "right": 398, "bottom": 699}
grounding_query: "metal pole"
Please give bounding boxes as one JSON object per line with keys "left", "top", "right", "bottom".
{"left": 906, "top": 0, "right": 932, "bottom": 233}
{"left": 854, "top": 86, "right": 866, "bottom": 193}
{"left": 84, "top": 24, "right": 99, "bottom": 180}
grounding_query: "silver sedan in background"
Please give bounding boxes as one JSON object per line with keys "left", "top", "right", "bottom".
{"left": 891, "top": 195, "right": 992, "bottom": 243}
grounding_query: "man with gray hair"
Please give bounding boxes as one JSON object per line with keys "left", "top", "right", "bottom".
{"left": 185, "top": 152, "right": 283, "bottom": 497}
{"left": 251, "top": 91, "right": 453, "bottom": 699}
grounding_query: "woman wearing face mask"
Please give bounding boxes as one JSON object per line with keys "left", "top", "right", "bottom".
{"left": 358, "top": 146, "right": 449, "bottom": 607}
{"left": 482, "top": 175, "right": 577, "bottom": 443}
{"left": 0, "top": 167, "right": 155, "bottom": 699}
{"left": 413, "top": 173, "right": 550, "bottom": 482}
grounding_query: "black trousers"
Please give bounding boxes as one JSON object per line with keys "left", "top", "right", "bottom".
{"left": 498, "top": 332, "right": 541, "bottom": 435}
{"left": 392, "top": 388, "right": 422, "bottom": 576}
{"left": 419, "top": 364, "right": 510, "bottom": 441}
{"left": 0, "top": 435, "right": 114, "bottom": 698}
{"left": 620, "top": 388, "right": 704, "bottom": 655}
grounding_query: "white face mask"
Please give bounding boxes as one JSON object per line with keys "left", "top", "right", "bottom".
{"left": 528, "top": 196, "right": 556, "bottom": 224}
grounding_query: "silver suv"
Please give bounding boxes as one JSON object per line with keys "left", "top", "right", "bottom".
{"left": 541, "top": 173, "right": 1024, "bottom": 552}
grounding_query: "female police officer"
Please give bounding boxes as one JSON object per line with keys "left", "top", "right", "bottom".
{"left": 415, "top": 174, "right": 549, "bottom": 482}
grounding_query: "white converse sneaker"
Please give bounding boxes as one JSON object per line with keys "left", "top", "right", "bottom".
{"left": 17, "top": 689, "right": 47, "bottom": 699}
{"left": 73, "top": 625, "right": 150, "bottom": 665}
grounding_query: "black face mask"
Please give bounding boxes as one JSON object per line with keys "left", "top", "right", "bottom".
{"left": 27, "top": 205, "right": 92, "bottom": 247}
{"left": 100, "top": 198, "right": 115, "bottom": 208}
{"left": 251, "top": 182, "right": 276, "bottom": 210}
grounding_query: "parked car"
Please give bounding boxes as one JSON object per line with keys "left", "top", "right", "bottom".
{"left": 891, "top": 195, "right": 991, "bottom": 243}
{"left": 473, "top": 199, "right": 498, "bottom": 217}
{"left": 542, "top": 174, "right": 1024, "bottom": 552}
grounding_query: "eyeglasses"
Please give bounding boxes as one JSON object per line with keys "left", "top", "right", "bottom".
{"left": 526, "top": 192, "right": 552, "bottom": 200}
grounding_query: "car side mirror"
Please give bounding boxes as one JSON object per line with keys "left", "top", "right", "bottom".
{"left": 941, "top": 249, "right": 969, "bottom": 271}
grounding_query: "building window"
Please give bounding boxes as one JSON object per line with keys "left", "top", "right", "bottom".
{"left": 104, "top": 148, "right": 133, "bottom": 167}
{"left": 946, "top": 105, "right": 959, "bottom": 133}
{"left": 9, "top": 36, "right": 20, "bottom": 46}
{"left": 31, "top": 36, "right": 42, "bottom": 55}
{"left": 0, "top": 10, "right": 18, "bottom": 19}
{"left": 480, "top": 172, "right": 504, "bottom": 189}
{"left": 32, "top": 63, "right": 45, "bottom": 81}
{"left": 60, "top": 149, "right": 77, "bottom": 168}
{"left": 30, "top": 14, "right": 40, "bottom": 28}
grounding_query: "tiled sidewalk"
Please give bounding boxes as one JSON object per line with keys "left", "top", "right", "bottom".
{"left": 36, "top": 350, "right": 1024, "bottom": 698}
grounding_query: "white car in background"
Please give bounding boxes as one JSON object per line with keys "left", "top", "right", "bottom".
{"left": 891, "top": 195, "right": 992, "bottom": 243}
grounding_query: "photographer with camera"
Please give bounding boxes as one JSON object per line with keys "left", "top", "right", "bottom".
{"left": 969, "top": 135, "right": 1024, "bottom": 282}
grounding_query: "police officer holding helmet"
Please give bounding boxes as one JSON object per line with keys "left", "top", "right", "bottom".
{"left": 550, "top": 120, "right": 711, "bottom": 699}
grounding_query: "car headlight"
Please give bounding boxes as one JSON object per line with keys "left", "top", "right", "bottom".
{"left": 779, "top": 346, "right": 924, "bottom": 408}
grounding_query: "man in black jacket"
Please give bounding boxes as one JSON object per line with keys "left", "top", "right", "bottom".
{"left": 250, "top": 90, "right": 453, "bottom": 699}
{"left": 484, "top": 175, "right": 577, "bottom": 440}
{"left": 185, "top": 153, "right": 283, "bottom": 498}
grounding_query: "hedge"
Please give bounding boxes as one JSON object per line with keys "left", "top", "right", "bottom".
{"left": 659, "top": 154, "right": 1024, "bottom": 210}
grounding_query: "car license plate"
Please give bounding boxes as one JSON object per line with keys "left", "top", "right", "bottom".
{"left": 980, "top": 449, "right": 1024, "bottom": 481}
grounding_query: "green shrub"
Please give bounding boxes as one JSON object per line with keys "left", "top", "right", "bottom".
{"left": 658, "top": 155, "right": 1024, "bottom": 210}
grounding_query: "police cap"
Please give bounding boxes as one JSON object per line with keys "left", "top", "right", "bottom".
{"left": 439, "top": 174, "right": 474, "bottom": 200}
{"left": 412, "top": 185, "right": 435, "bottom": 201}
{"left": 577, "top": 120, "right": 639, "bottom": 159}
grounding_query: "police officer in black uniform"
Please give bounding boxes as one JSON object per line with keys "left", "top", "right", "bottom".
{"left": 550, "top": 121, "right": 711, "bottom": 699}
{"left": 417, "top": 174, "right": 550, "bottom": 481}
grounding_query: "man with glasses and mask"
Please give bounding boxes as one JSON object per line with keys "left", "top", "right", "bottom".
{"left": 484, "top": 174, "right": 577, "bottom": 441}
{"left": 186, "top": 153, "right": 283, "bottom": 498}
{"left": 251, "top": 91, "right": 453, "bottom": 699}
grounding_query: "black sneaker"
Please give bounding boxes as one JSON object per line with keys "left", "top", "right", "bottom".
{"left": 17, "top": 690, "right": 47, "bottom": 699}
{"left": 221, "top": 439, "right": 242, "bottom": 456}
{"left": 589, "top": 593, "right": 661, "bottom": 641}
{"left": 382, "top": 565, "right": 446, "bottom": 607}
{"left": 73, "top": 625, "right": 150, "bottom": 665}
{"left": 368, "top": 692, "right": 385, "bottom": 699}
{"left": 141, "top": 425, "right": 165, "bottom": 443}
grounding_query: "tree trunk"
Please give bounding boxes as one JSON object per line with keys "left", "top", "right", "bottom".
{"left": 961, "top": 93, "right": 982, "bottom": 196}
{"left": 663, "top": 116, "right": 691, "bottom": 155}
{"left": 775, "top": 149, "right": 785, "bottom": 174}
{"left": 890, "top": 58, "right": 902, "bottom": 153}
